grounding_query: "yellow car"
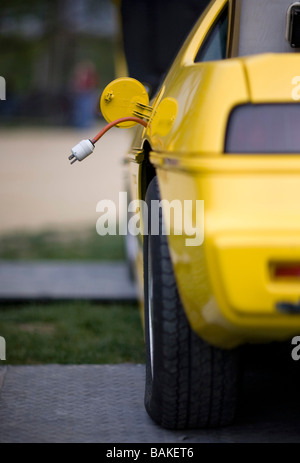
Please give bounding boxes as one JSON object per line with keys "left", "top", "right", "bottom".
{"left": 71, "top": 0, "right": 300, "bottom": 429}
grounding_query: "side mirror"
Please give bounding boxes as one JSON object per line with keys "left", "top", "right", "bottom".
{"left": 100, "top": 77, "right": 152, "bottom": 127}
{"left": 286, "top": 2, "right": 300, "bottom": 48}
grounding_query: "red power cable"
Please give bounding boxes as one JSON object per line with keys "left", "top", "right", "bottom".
{"left": 91, "top": 117, "right": 148, "bottom": 145}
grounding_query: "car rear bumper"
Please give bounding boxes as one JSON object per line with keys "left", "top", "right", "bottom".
{"left": 211, "top": 232, "right": 300, "bottom": 318}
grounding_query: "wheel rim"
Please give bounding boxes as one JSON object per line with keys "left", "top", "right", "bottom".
{"left": 148, "top": 235, "right": 154, "bottom": 379}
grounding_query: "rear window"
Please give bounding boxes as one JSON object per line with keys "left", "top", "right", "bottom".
{"left": 225, "top": 104, "right": 300, "bottom": 154}
{"left": 195, "top": 5, "right": 229, "bottom": 63}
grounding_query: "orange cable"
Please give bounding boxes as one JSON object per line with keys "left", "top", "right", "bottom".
{"left": 91, "top": 117, "right": 148, "bottom": 144}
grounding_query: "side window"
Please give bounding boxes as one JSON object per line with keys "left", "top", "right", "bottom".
{"left": 195, "top": 5, "right": 229, "bottom": 63}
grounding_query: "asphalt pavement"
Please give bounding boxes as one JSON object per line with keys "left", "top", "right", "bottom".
{"left": 0, "top": 343, "right": 299, "bottom": 443}
{"left": 0, "top": 261, "right": 137, "bottom": 301}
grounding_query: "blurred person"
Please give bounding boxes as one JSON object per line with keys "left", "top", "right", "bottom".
{"left": 71, "top": 60, "right": 99, "bottom": 128}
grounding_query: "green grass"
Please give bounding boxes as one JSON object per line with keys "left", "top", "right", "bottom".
{"left": 0, "top": 228, "right": 142, "bottom": 365}
{"left": 0, "top": 302, "right": 145, "bottom": 365}
{"left": 0, "top": 229, "right": 125, "bottom": 261}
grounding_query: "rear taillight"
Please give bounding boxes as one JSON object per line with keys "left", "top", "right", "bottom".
{"left": 225, "top": 104, "right": 300, "bottom": 154}
{"left": 272, "top": 263, "right": 300, "bottom": 279}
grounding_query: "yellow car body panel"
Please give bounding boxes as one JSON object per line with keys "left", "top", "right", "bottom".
{"left": 122, "top": 0, "right": 300, "bottom": 348}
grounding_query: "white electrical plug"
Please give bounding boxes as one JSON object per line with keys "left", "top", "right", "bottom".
{"left": 68, "top": 139, "right": 95, "bottom": 164}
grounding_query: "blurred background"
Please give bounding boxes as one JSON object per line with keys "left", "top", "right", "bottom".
{"left": 0, "top": 0, "right": 130, "bottom": 235}
{"left": 0, "top": 0, "right": 118, "bottom": 126}
{"left": 0, "top": 0, "right": 138, "bottom": 365}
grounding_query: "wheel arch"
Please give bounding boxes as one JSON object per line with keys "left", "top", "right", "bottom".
{"left": 141, "top": 139, "right": 156, "bottom": 202}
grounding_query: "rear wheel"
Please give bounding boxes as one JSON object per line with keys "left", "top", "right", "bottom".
{"left": 143, "top": 177, "right": 240, "bottom": 429}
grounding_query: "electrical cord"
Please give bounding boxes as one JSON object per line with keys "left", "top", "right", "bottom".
{"left": 69, "top": 116, "right": 147, "bottom": 164}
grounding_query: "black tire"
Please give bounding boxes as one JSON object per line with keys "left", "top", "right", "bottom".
{"left": 143, "top": 177, "right": 240, "bottom": 429}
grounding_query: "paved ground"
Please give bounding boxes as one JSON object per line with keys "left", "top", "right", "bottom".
{"left": 0, "top": 356, "right": 299, "bottom": 443}
{"left": 0, "top": 261, "right": 137, "bottom": 301}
